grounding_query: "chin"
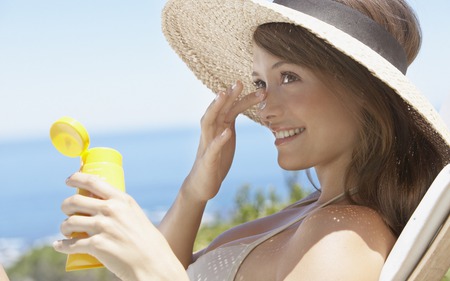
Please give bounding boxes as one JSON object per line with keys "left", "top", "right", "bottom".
{"left": 277, "top": 157, "right": 309, "bottom": 171}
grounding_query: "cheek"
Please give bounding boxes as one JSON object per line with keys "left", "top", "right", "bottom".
{"left": 323, "top": 110, "right": 359, "bottom": 150}
{"left": 307, "top": 97, "right": 360, "bottom": 148}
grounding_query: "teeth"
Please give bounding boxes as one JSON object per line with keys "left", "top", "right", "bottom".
{"left": 275, "top": 128, "right": 304, "bottom": 139}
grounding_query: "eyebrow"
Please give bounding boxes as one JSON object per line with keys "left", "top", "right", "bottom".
{"left": 252, "top": 60, "right": 289, "bottom": 77}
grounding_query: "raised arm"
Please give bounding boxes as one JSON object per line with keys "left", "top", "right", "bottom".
{"left": 158, "top": 81, "right": 265, "bottom": 267}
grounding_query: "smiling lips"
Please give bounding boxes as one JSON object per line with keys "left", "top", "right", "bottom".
{"left": 273, "top": 128, "right": 305, "bottom": 146}
{"left": 275, "top": 128, "right": 305, "bottom": 139}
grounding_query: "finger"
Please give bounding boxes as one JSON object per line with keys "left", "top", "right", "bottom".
{"left": 66, "top": 172, "right": 121, "bottom": 200}
{"left": 216, "top": 81, "right": 244, "bottom": 124}
{"left": 201, "top": 90, "right": 229, "bottom": 128}
{"left": 61, "top": 194, "right": 104, "bottom": 216}
{"left": 225, "top": 90, "right": 265, "bottom": 122}
{"left": 201, "top": 81, "right": 243, "bottom": 128}
{"left": 53, "top": 237, "right": 81, "bottom": 254}
{"left": 199, "top": 89, "right": 234, "bottom": 147}
{"left": 53, "top": 235, "right": 99, "bottom": 255}
{"left": 202, "top": 128, "right": 232, "bottom": 165}
{"left": 60, "top": 215, "right": 99, "bottom": 237}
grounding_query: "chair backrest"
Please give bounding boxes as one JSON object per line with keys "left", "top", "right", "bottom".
{"left": 379, "top": 163, "right": 450, "bottom": 281}
{"left": 407, "top": 215, "right": 450, "bottom": 280}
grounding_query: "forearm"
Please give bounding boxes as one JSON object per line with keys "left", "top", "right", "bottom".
{"left": 157, "top": 81, "right": 256, "bottom": 268}
{"left": 158, "top": 178, "right": 208, "bottom": 268}
{"left": 0, "top": 265, "right": 9, "bottom": 281}
{"left": 133, "top": 249, "right": 190, "bottom": 281}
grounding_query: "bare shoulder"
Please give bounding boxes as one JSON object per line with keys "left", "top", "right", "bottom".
{"left": 303, "top": 204, "right": 395, "bottom": 240}
{"left": 279, "top": 205, "right": 396, "bottom": 281}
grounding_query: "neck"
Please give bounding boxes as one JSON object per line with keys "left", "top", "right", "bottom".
{"left": 314, "top": 162, "right": 352, "bottom": 204}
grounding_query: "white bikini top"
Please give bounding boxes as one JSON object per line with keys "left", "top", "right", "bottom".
{"left": 186, "top": 192, "right": 346, "bottom": 281}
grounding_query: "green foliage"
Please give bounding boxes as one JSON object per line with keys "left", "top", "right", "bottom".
{"left": 443, "top": 268, "right": 450, "bottom": 281}
{"left": 194, "top": 171, "right": 309, "bottom": 251}
{"left": 6, "top": 246, "right": 119, "bottom": 281}
{"left": 285, "top": 171, "right": 309, "bottom": 204}
{"left": 232, "top": 172, "right": 308, "bottom": 224}
{"left": 194, "top": 221, "right": 234, "bottom": 252}
{"left": 232, "top": 185, "right": 278, "bottom": 223}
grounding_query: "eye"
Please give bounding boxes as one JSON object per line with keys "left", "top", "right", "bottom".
{"left": 281, "top": 72, "right": 300, "bottom": 84}
{"left": 253, "top": 79, "right": 266, "bottom": 90}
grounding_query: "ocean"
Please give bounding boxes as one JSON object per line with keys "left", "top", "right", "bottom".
{"left": 0, "top": 123, "right": 313, "bottom": 266}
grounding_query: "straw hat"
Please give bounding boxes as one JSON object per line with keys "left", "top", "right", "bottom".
{"left": 162, "top": 0, "right": 450, "bottom": 162}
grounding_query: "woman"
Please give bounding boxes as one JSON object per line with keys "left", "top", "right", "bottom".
{"left": 53, "top": 0, "right": 450, "bottom": 280}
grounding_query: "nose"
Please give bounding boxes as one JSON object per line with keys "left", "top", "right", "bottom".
{"left": 257, "top": 87, "right": 283, "bottom": 125}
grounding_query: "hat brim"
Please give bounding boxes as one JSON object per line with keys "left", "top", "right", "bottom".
{"left": 162, "top": 0, "right": 450, "bottom": 161}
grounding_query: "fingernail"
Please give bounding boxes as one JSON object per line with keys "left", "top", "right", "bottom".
{"left": 215, "top": 91, "right": 225, "bottom": 100}
{"left": 52, "top": 240, "right": 60, "bottom": 249}
{"left": 255, "top": 91, "right": 264, "bottom": 98}
{"left": 221, "top": 128, "right": 228, "bottom": 137}
{"left": 258, "top": 101, "right": 267, "bottom": 110}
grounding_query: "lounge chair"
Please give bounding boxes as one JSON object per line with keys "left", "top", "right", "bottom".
{"left": 379, "top": 164, "right": 450, "bottom": 280}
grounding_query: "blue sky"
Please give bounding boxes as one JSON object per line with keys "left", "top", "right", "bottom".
{"left": 0, "top": 0, "right": 449, "bottom": 141}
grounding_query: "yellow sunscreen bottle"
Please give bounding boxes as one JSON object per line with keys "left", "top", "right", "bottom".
{"left": 50, "top": 116, "right": 126, "bottom": 271}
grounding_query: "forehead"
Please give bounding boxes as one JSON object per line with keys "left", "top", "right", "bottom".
{"left": 252, "top": 44, "right": 283, "bottom": 68}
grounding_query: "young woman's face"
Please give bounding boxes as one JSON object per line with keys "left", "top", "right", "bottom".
{"left": 253, "top": 44, "right": 359, "bottom": 172}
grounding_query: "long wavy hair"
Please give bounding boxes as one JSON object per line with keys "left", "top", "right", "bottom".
{"left": 253, "top": 0, "right": 445, "bottom": 236}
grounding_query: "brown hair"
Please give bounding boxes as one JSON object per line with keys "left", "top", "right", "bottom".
{"left": 334, "top": 0, "right": 422, "bottom": 65}
{"left": 253, "top": 0, "right": 444, "bottom": 236}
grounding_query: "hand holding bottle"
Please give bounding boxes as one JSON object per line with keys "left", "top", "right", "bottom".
{"left": 50, "top": 117, "right": 125, "bottom": 271}
{"left": 54, "top": 172, "right": 188, "bottom": 281}
{"left": 51, "top": 117, "right": 188, "bottom": 280}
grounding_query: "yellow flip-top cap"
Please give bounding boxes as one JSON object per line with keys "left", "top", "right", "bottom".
{"left": 50, "top": 116, "right": 90, "bottom": 158}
